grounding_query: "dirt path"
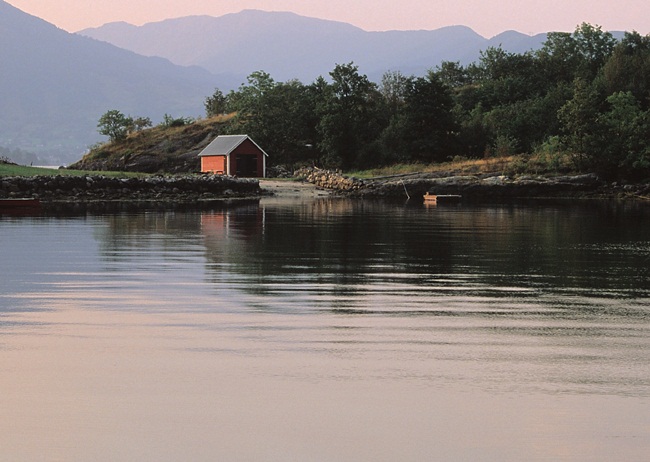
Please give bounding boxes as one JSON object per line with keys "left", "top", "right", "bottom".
{"left": 259, "top": 179, "right": 333, "bottom": 198}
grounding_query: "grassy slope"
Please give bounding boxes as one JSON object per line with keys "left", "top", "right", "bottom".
{"left": 68, "top": 115, "right": 232, "bottom": 173}
{"left": 349, "top": 153, "right": 579, "bottom": 179}
{"left": 4, "top": 109, "right": 580, "bottom": 179}
{"left": 0, "top": 163, "right": 146, "bottom": 178}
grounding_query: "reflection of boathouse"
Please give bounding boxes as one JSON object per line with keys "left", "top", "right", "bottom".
{"left": 199, "top": 135, "right": 268, "bottom": 178}
{"left": 201, "top": 204, "right": 265, "bottom": 242}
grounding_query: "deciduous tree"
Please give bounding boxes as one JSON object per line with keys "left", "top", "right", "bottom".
{"left": 204, "top": 88, "right": 228, "bottom": 117}
{"left": 97, "top": 110, "right": 133, "bottom": 143}
{"left": 400, "top": 71, "right": 457, "bottom": 162}
{"left": 317, "top": 63, "right": 386, "bottom": 169}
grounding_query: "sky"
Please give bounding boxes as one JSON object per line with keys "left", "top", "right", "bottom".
{"left": 7, "top": 0, "right": 650, "bottom": 38}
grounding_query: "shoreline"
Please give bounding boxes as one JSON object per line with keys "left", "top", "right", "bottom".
{"left": 0, "top": 174, "right": 261, "bottom": 204}
{"left": 2, "top": 171, "right": 649, "bottom": 214}
{"left": 295, "top": 167, "right": 650, "bottom": 202}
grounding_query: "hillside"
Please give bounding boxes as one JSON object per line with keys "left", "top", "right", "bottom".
{"left": 0, "top": 0, "right": 222, "bottom": 165}
{"left": 78, "top": 10, "right": 549, "bottom": 84}
{"left": 3, "top": 3, "right": 629, "bottom": 168}
{"left": 68, "top": 116, "right": 231, "bottom": 173}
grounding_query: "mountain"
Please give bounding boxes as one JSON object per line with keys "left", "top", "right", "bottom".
{"left": 0, "top": 1, "right": 229, "bottom": 164}
{"left": 78, "top": 10, "right": 549, "bottom": 84}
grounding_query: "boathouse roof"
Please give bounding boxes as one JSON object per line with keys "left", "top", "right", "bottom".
{"left": 198, "top": 135, "right": 268, "bottom": 157}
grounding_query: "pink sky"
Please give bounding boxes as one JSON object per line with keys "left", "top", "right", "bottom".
{"left": 7, "top": 0, "right": 650, "bottom": 38}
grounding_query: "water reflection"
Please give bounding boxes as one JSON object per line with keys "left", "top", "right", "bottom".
{"left": 1, "top": 199, "right": 650, "bottom": 460}
{"left": 193, "top": 199, "right": 650, "bottom": 317}
{"left": 5, "top": 199, "right": 647, "bottom": 320}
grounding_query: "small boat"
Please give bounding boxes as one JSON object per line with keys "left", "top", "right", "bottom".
{"left": 423, "top": 193, "right": 462, "bottom": 204}
{"left": 0, "top": 198, "right": 42, "bottom": 215}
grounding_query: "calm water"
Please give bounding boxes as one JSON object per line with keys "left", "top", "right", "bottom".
{"left": 1, "top": 198, "right": 649, "bottom": 461}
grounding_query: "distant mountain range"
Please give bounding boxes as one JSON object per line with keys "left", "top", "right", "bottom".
{"left": 78, "top": 10, "right": 550, "bottom": 84}
{"left": 0, "top": 0, "right": 220, "bottom": 164}
{"left": 1, "top": 3, "right": 623, "bottom": 164}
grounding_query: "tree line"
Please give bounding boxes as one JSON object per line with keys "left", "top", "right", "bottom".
{"left": 201, "top": 24, "right": 650, "bottom": 179}
{"left": 98, "top": 23, "right": 648, "bottom": 180}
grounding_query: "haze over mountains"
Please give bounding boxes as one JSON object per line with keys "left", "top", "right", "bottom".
{"left": 2, "top": 2, "right": 611, "bottom": 164}
{"left": 0, "top": 0, "right": 216, "bottom": 164}
{"left": 78, "top": 10, "right": 549, "bottom": 84}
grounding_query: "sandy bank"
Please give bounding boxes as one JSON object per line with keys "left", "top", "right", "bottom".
{"left": 259, "top": 180, "right": 333, "bottom": 199}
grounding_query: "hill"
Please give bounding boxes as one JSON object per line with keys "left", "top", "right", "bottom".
{"left": 67, "top": 116, "right": 231, "bottom": 173}
{"left": 78, "top": 10, "right": 550, "bottom": 84}
{"left": 0, "top": 0, "right": 227, "bottom": 165}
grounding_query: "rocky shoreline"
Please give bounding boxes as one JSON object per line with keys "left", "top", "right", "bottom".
{"left": 0, "top": 174, "right": 262, "bottom": 205}
{"left": 2, "top": 169, "right": 649, "bottom": 212}
{"left": 294, "top": 167, "right": 650, "bottom": 201}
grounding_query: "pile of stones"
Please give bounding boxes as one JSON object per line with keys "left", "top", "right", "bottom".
{"left": 294, "top": 167, "right": 365, "bottom": 191}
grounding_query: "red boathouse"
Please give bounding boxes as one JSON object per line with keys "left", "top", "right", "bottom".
{"left": 198, "top": 135, "right": 268, "bottom": 178}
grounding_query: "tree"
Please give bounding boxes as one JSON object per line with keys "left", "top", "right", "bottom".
{"left": 379, "top": 70, "right": 411, "bottom": 117}
{"left": 471, "top": 47, "right": 542, "bottom": 108}
{"left": 97, "top": 110, "right": 133, "bottom": 143}
{"left": 222, "top": 72, "right": 321, "bottom": 166}
{"left": 317, "top": 63, "right": 386, "bottom": 169}
{"left": 227, "top": 71, "right": 276, "bottom": 133}
{"left": 132, "top": 116, "right": 152, "bottom": 132}
{"left": 572, "top": 23, "right": 617, "bottom": 78}
{"left": 536, "top": 31, "right": 582, "bottom": 83}
{"left": 557, "top": 78, "right": 604, "bottom": 170}
{"left": 231, "top": 71, "right": 276, "bottom": 117}
{"left": 602, "top": 32, "right": 650, "bottom": 110}
{"left": 434, "top": 61, "right": 469, "bottom": 88}
{"left": 247, "top": 79, "right": 319, "bottom": 166}
{"left": 594, "top": 91, "right": 650, "bottom": 176}
{"left": 400, "top": 71, "right": 458, "bottom": 163}
{"left": 204, "top": 88, "right": 228, "bottom": 117}
{"left": 537, "top": 23, "right": 616, "bottom": 83}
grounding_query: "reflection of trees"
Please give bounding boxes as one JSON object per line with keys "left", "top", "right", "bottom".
{"left": 198, "top": 199, "right": 650, "bottom": 304}
{"left": 93, "top": 200, "right": 650, "bottom": 313}
{"left": 93, "top": 203, "right": 261, "bottom": 273}
{"left": 95, "top": 211, "right": 203, "bottom": 265}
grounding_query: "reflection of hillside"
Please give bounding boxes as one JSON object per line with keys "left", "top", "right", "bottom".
{"left": 200, "top": 199, "right": 361, "bottom": 279}
{"left": 92, "top": 200, "right": 649, "bottom": 309}
{"left": 96, "top": 212, "right": 200, "bottom": 260}
{"left": 198, "top": 199, "right": 650, "bottom": 300}
{"left": 200, "top": 200, "right": 549, "bottom": 293}
{"left": 93, "top": 203, "right": 261, "bottom": 269}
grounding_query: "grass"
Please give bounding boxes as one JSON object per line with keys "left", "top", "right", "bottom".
{"left": 71, "top": 114, "right": 233, "bottom": 172}
{"left": 348, "top": 157, "right": 522, "bottom": 178}
{"left": 0, "top": 162, "right": 147, "bottom": 178}
{"left": 348, "top": 152, "right": 577, "bottom": 179}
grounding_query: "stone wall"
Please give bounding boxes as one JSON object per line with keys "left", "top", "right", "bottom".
{"left": 0, "top": 174, "right": 260, "bottom": 202}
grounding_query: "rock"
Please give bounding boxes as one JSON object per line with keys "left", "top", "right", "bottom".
{"left": 482, "top": 176, "right": 508, "bottom": 185}
{"left": 293, "top": 167, "right": 614, "bottom": 200}
{"left": 0, "top": 174, "right": 262, "bottom": 203}
{"left": 294, "top": 167, "right": 364, "bottom": 192}
{"left": 554, "top": 173, "right": 600, "bottom": 184}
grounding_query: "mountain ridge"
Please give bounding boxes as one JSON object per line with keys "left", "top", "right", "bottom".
{"left": 2, "top": 4, "right": 627, "bottom": 165}
{"left": 0, "top": 0, "right": 226, "bottom": 164}
{"left": 77, "top": 9, "right": 549, "bottom": 84}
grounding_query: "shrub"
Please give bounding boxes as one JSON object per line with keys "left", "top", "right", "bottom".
{"left": 160, "top": 114, "right": 195, "bottom": 128}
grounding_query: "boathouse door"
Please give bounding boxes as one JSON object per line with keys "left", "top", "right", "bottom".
{"left": 235, "top": 154, "right": 258, "bottom": 177}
